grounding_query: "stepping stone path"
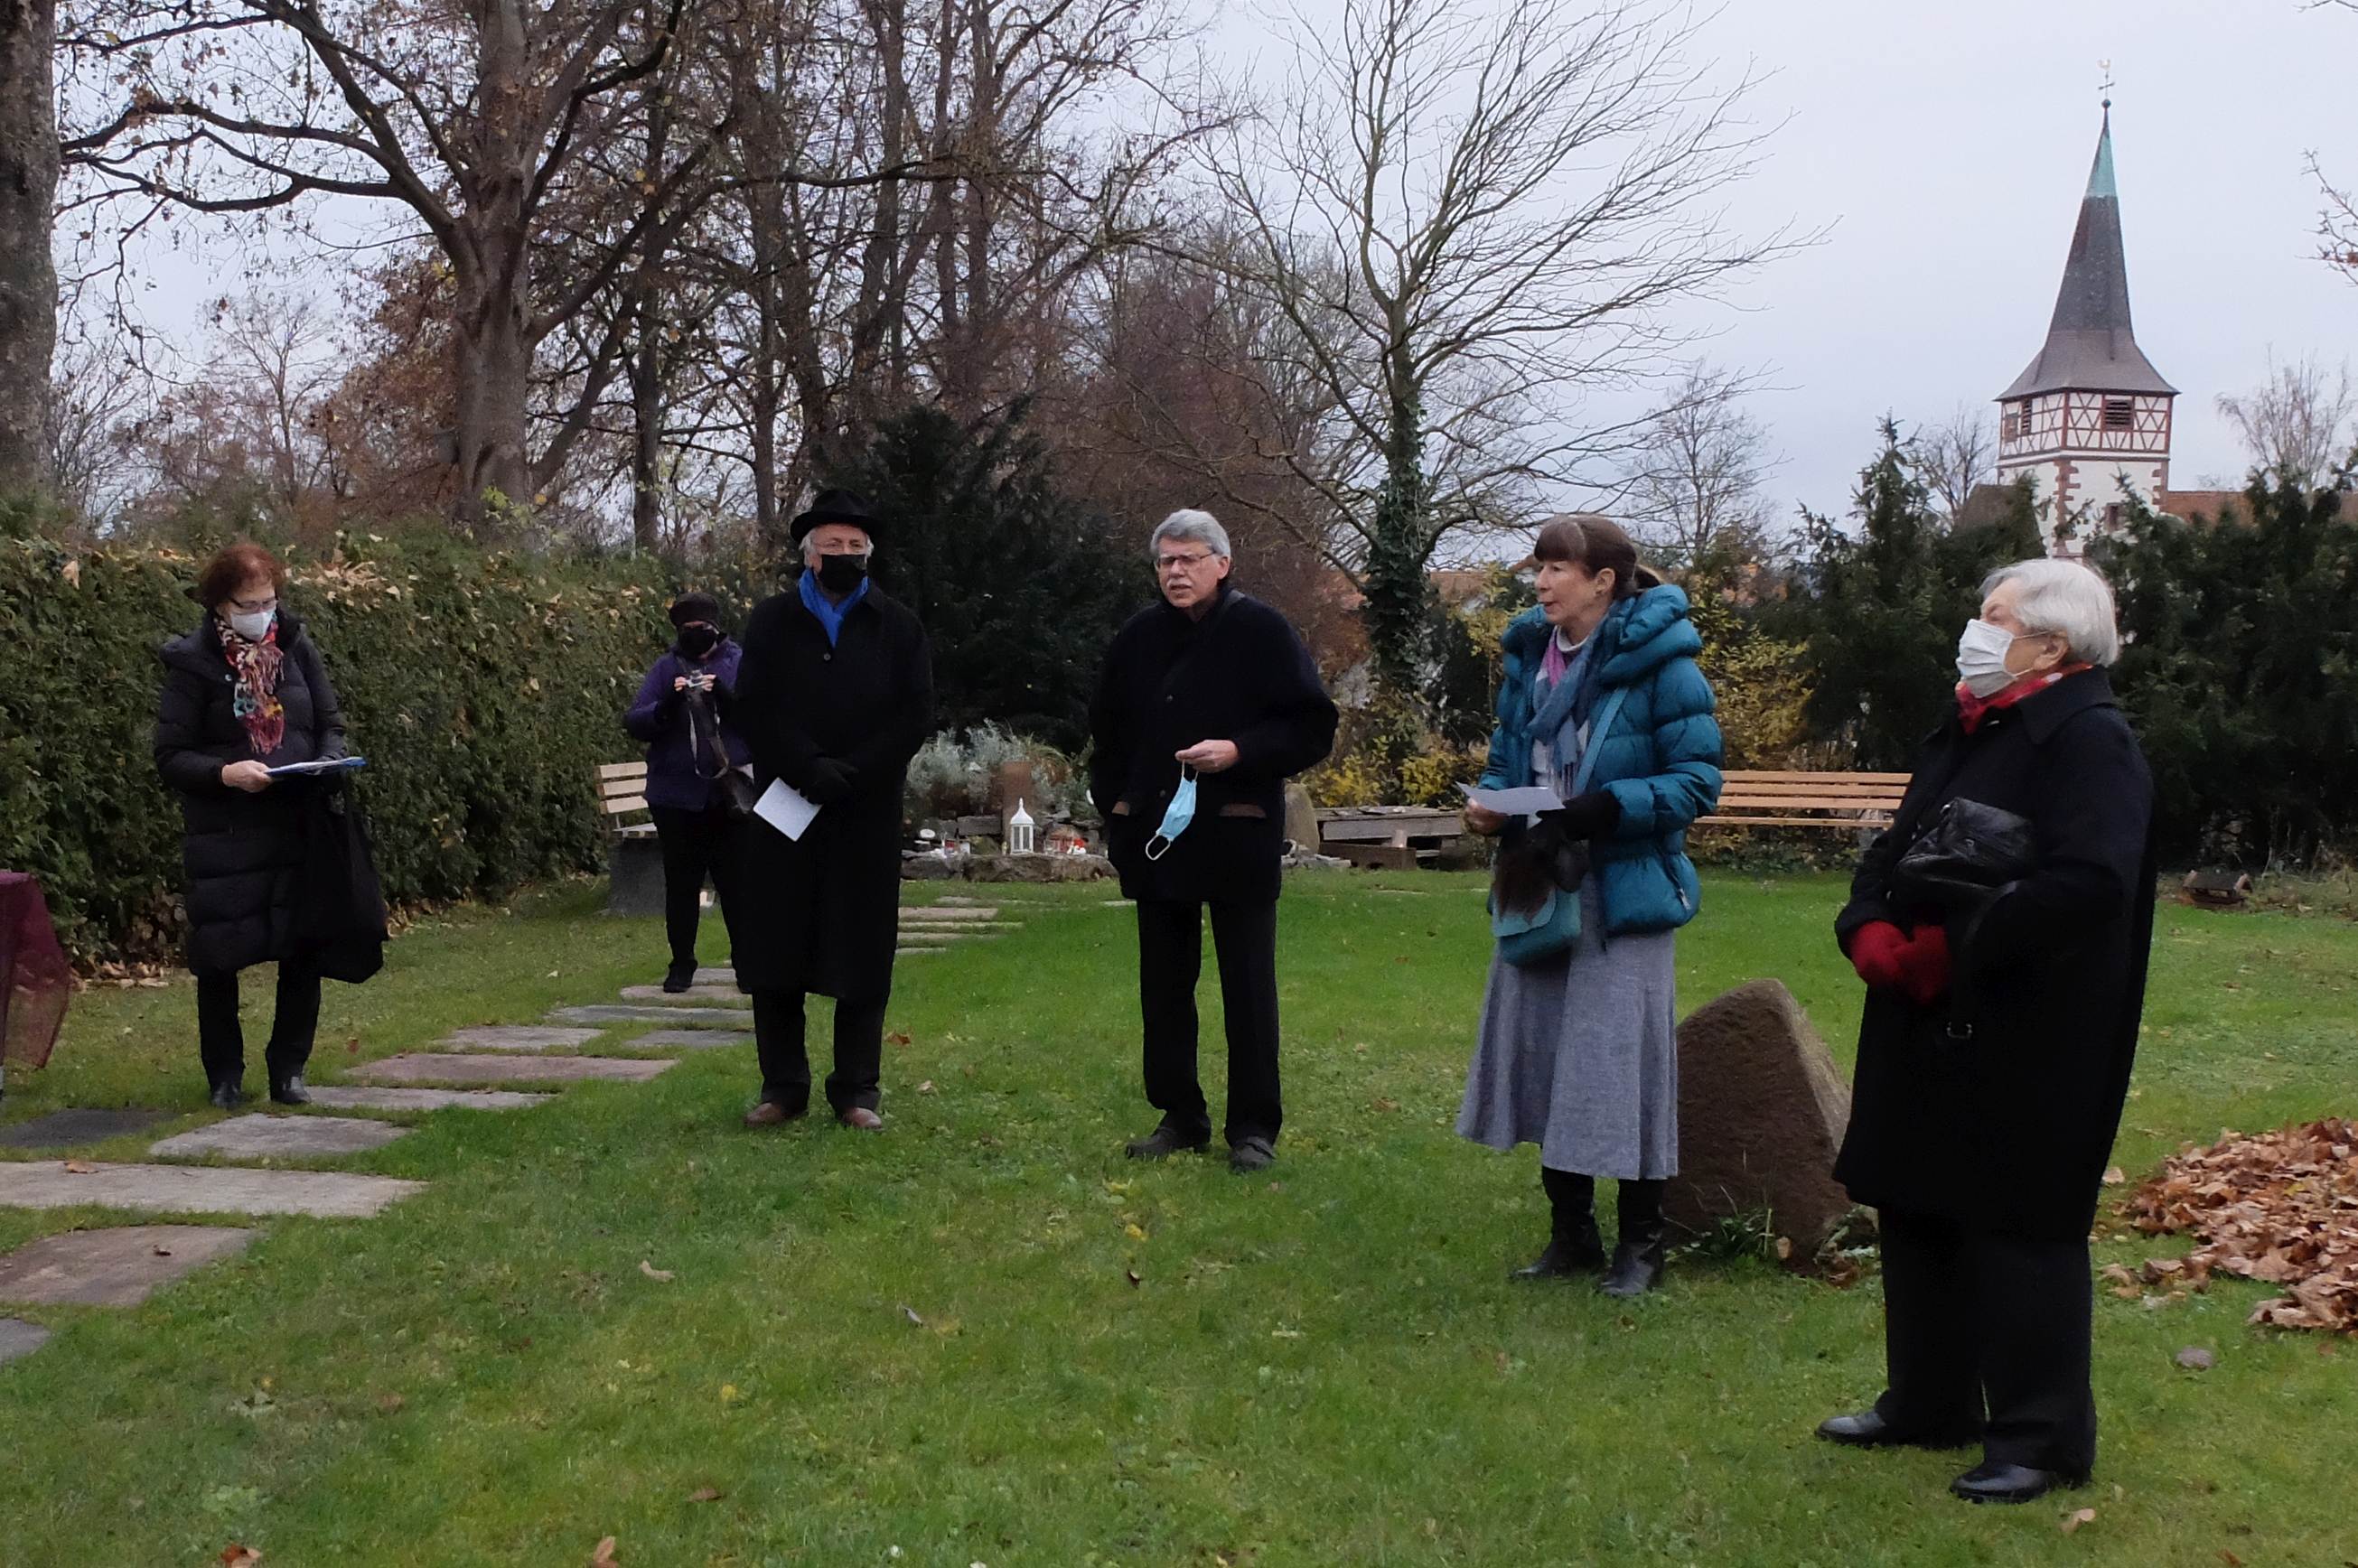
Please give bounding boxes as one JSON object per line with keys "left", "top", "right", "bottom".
{"left": 0, "top": 1225, "right": 255, "bottom": 1307}
{"left": 549, "top": 1004, "right": 748, "bottom": 1028}
{"left": 0, "top": 1109, "right": 173, "bottom": 1150}
{"left": 0, "top": 1162, "right": 424, "bottom": 1219}
{"left": 304, "top": 1086, "right": 551, "bottom": 1113}
{"left": 150, "top": 1115, "right": 410, "bottom": 1162}
{"left": 617, "top": 985, "right": 751, "bottom": 1006}
{"left": 0, "top": 1318, "right": 51, "bottom": 1366}
{"left": 895, "top": 901, "right": 1026, "bottom": 957}
{"left": 625, "top": 1029, "right": 753, "bottom": 1050}
{"left": 356, "top": 1053, "right": 676, "bottom": 1086}
{"left": 442, "top": 1025, "right": 606, "bottom": 1052}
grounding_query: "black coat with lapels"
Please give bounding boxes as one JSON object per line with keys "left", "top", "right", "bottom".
{"left": 1831, "top": 668, "right": 2157, "bottom": 1240}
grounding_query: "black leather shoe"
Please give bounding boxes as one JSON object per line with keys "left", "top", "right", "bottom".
{"left": 1228, "top": 1135, "right": 1277, "bottom": 1173}
{"left": 1125, "top": 1124, "right": 1211, "bottom": 1160}
{"left": 208, "top": 1078, "right": 248, "bottom": 1110}
{"left": 1950, "top": 1461, "right": 2087, "bottom": 1505}
{"left": 661, "top": 961, "right": 697, "bottom": 994}
{"left": 1514, "top": 1225, "right": 1606, "bottom": 1279}
{"left": 1599, "top": 1237, "right": 1667, "bottom": 1297}
{"left": 268, "top": 1075, "right": 312, "bottom": 1106}
{"left": 1817, "top": 1410, "right": 1983, "bottom": 1450}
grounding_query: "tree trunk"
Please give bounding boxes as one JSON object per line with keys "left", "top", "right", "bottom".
{"left": 629, "top": 33, "right": 672, "bottom": 553}
{"left": 1364, "top": 367, "right": 1434, "bottom": 709}
{"left": 0, "top": 0, "right": 59, "bottom": 498}
{"left": 453, "top": 0, "right": 538, "bottom": 532}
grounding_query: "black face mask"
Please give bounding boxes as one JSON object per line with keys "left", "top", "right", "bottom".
{"left": 817, "top": 554, "right": 869, "bottom": 594}
{"left": 677, "top": 623, "right": 720, "bottom": 658}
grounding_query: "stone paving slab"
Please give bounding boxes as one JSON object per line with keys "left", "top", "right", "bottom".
{"left": 625, "top": 1029, "right": 754, "bottom": 1050}
{"left": 617, "top": 985, "right": 752, "bottom": 1006}
{"left": 442, "top": 1025, "right": 606, "bottom": 1053}
{"left": 0, "top": 1110, "right": 175, "bottom": 1151}
{"left": 898, "top": 920, "right": 1018, "bottom": 931}
{"left": 0, "top": 1225, "right": 256, "bottom": 1307}
{"left": 355, "top": 1053, "right": 676, "bottom": 1086}
{"left": 0, "top": 1162, "right": 426, "bottom": 1219}
{"left": 895, "top": 947, "right": 941, "bottom": 957}
{"left": 898, "top": 906, "right": 1000, "bottom": 921}
{"left": 304, "top": 1086, "right": 553, "bottom": 1113}
{"left": 150, "top": 1115, "right": 410, "bottom": 1162}
{"left": 692, "top": 967, "right": 738, "bottom": 986}
{"left": 549, "top": 1004, "right": 749, "bottom": 1028}
{"left": 0, "top": 1318, "right": 51, "bottom": 1366}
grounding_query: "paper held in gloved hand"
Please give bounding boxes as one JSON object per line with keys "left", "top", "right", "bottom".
{"left": 754, "top": 779, "right": 820, "bottom": 840}
{"left": 1458, "top": 783, "right": 1563, "bottom": 817}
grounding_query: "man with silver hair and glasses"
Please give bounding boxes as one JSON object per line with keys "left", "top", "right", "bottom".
{"left": 1817, "top": 556, "right": 2157, "bottom": 1507}
{"left": 1089, "top": 509, "right": 1337, "bottom": 1172}
{"left": 726, "top": 489, "right": 934, "bottom": 1134}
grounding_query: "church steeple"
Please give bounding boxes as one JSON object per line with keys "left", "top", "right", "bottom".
{"left": 1994, "top": 107, "right": 2177, "bottom": 555}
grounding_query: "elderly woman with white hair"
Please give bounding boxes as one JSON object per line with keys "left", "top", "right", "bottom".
{"left": 1089, "top": 509, "right": 1337, "bottom": 1173}
{"left": 1817, "top": 557, "right": 2157, "bottom": 1507}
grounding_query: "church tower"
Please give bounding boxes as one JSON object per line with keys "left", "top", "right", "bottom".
{"left": 1995, "top": 107, "right": 2176, "bottom": 554}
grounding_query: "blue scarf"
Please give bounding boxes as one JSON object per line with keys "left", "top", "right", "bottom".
{"left": 798, "top": 568, "right": 869, "bottom": 647}
{"left": 1522, "top": 603, "right": 1626, "bottom": 794}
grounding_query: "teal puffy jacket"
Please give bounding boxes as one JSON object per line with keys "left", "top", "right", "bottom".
{"left": 1478, "top": 586, "right": 1724, "bottom": 935}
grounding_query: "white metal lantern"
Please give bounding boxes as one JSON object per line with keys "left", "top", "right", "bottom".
{"left": 1007, "top": 798, "right": 1036, "bottom": 854}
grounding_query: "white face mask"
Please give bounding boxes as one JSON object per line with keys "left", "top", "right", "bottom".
{"left": 227, "top": 608, "right": 276, "bottom": 642}
{"left": 1955, "top": 618, "right": 2017, "bottom": 698}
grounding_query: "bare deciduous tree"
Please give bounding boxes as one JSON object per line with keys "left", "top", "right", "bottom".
{"left": 1618, "top": 361, "right": 1778, "bottom": 568}
{"left": 2216, "top": 353, "right": 2358, "bottom": 484}
{"left": 1914, "top": 403, "right": 1997, "bottom": 519}
{"left": 0, "top": 0, "right": 58, "bottom": 494}
{"left": 47, "top": 331, "right": 147, "bottom": 527}
{"left": 1205, "top": 0, "right": 1798, "bottom": 705}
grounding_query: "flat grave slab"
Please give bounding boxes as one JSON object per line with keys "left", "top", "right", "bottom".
{"left": 150, "top": 1115, "right": 410, "bottom": 1162}
{"left": 0, "top": 1109, "right": 175, "bottom": 1151}
{"left": 548, "top": 1004, "right": 749, "bottom": 1028}
{"left": 0, "top": 1224, "right": 255, "bottom": 1307}
{"left": 0, "top": 1318, "right": 51, "bottom": 1366}
{"left": 355, "top": 1053, "right": 676, "bottom": 1086}
{"left": 897, "top": 907, "right": 1000, "bottom": 922}
{"left": 617, "top": 985, "right": 751, "bottom": 1006}
{"left": 304, "top": 1086, "right": 551, "bottom": 1113}
{"left": 625, "top": 1030, "right": 753, "bottom": 1050}
{"left": 442, "top": 1026, "right": 606, "bottom": 1052}
{"left": 0, "top": 1162, "right": 425, "bottom": 1219}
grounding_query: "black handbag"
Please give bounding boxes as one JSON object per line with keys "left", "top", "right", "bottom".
{"left": 294, "top": 777, "right": 388, "bottom": 984}
{"left": 1889, "top": 798, "right": 2036, "bottom": 912}
{"left": 686, "top": 685, "right": 758, "bottom": 819}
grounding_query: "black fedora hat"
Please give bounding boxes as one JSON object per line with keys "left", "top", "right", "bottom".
{"left": 790, "top": 488, "right": 877, "bottom": 545}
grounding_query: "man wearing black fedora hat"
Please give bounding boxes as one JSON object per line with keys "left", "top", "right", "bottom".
{"left": 724, "top": 489, "right": 934, "bottom": 1132}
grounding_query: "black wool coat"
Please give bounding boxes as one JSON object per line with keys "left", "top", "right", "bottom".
{"left": 154, "top": 614, "right": 348, "bottom": 975}
{"left": 1088, "top": 587, "right": 1338, "bottom": 904}
{"left": 724, "top": 582, "right": 933, "bottom": 1001}
{"left": 1832, "top": 669, "right": 2157, "bottom": 1240}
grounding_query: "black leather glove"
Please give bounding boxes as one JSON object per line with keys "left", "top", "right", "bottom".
{"left": 1540, "top": 789, "right": 1620, "bottom": 841}
{"left": 802, "top": 758, "right": 857, "bottom": 806}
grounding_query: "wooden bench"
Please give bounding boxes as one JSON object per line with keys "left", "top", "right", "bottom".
{"left": 597, "top": 761, "right": 666, "bottom": 915}
{"left": 1698, "top": 770, "right": 1911, "bottom": 832}
{"left": 1318, "top": 806, "right": 1465, "bottom": 870}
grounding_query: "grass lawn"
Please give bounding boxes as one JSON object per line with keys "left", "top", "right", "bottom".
{"left": 2, "top": 872, "right": 2353, "bottom": 1566}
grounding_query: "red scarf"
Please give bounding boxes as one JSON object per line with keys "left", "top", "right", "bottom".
{"left": 220, "top": 619, "right": 287, "bottom": 756}
{"left": 1956, "top": 663, "right": 2092, "bottom": 733}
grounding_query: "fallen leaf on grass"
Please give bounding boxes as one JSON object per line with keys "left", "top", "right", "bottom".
{"left": 688, "top": 1487, "right": 723, "bottom": 1504}
{"left": 2061, "top": 1507, "right": 2097, "bottom": 1534}
{"left": 917, "top": 1080, "right": 936, "bottom": 1094}
{"left": 589, "top": 1536, "right": 620, "bottom": 1567}
{"left": 2220, "top": 1551, "right": 2243, "bottom": 1566}
{"left": 1123, "top": 1223, "right": 1149, "bottom": 1242}
{"left": 718, "top": 1384, "right": 742, "bottom": 1403}
{"left": 376, "top": 1393, "right": 405, "bottom": 1414}
{"left": 2102, "top": 1166, "right": 2127, "bottom": 1186}
{"left": 900, "top": 1305, "right": 926, "bottom": 1327}
{"left": 62, "top": 1161, "right": 98, "bottom": 1174}
{"left": 638, "top": 1260, "right": 675, "bottom": 1283}
{"left": 153, "top": 1246, "right": 173, "bottom": 1257}
{"left": 346, "top": 1037, "right": 360, "bottom": 1054}
{"left": 887, "top": 1031, "right": 912, "bottom": 1047}
{"left": 2175, "top": 1346, "right": 2216, "bottom": 1371}
{"left": 1126, "top": 1269, "right": 1142, "bottom": 1287}
{"left": 1371, "top": 1097, "right": 1400, "bottom": 1113}
{"left": 220, "top": 1547, "right": 261, "bottom": 1567}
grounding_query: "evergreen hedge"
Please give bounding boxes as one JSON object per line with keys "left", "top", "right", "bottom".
{"left": 0, "top": 534, "right": 673, "bottom": 963}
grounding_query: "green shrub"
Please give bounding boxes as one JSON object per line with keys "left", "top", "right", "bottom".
{"left": 0, "top": 534, "right": 673, "bottom": 963}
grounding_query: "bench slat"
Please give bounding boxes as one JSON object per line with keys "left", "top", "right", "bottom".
{"left": 603, "top": 795, "right": 650, "bottom": 817}
{"left": 1725, "top": 770, "right": 1913, "bottom": 784}
{"left": 1698, "top": 815, "right": 1886, "bottom": 829}
{"left": 598, "top": 762, "right": 649, "bottom": 781}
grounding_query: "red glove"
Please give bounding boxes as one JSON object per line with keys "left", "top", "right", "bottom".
{"left": 1894, "top": 924, "right": 1952, "bottom": 1007}
{"left": 1848, "top": 920, "right": 1910, "bottom": 990}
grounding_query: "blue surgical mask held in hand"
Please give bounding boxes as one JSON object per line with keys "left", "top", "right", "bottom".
{"left": 1146, "top": 766, "right": 1199, "bottom": 861}
{"left": 1955, "top": 619, "right": 2017, "bottom": 698}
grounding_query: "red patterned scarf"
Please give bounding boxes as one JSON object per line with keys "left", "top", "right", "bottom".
{"left": 220, "top": 619, "right": 287, "bottom": 755}
{"left": 1956, "top": 663, "right": 2092, "bottom": 734}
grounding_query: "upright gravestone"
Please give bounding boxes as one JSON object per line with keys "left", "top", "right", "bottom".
{"left": 1665, "top": 978, "right": 1857, "bottom": 1261}
{"left": 1284, "top": 783, "right": 1321, "bottom": 854}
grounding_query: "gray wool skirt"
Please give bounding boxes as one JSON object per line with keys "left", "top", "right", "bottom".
{"left": 1457, "top": 881, "right": 1680, "bottom": 1179}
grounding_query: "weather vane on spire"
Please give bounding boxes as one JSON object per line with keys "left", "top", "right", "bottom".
{"left": 2098, "top": 59, "right": 2115, "bottom": 111}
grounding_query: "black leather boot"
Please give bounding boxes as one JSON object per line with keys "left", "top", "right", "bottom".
{"left": 269, "top": 1074, "right": 311, "bottom": 1106}
{"left": 1600, "top": 1178, "right": 1669, "bottom": 1297}
{"left": 208, "top": 1077, "right": 248, "bottom": 1111}
{"left": 1516, "top": 1167, "right": 1605, "bottom": 1278}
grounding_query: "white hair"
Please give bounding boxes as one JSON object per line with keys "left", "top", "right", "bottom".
{"left": 1982, "top": 558, "right": 2122, "bottom": 667}
{"left": 800, "top": 527, "right": 872, "bottom": 569}
{"left": 1149, "top": 509, "right": 1230, "bottom": 561}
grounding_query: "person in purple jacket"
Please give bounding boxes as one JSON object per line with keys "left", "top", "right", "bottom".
{"left": 623, "top": 593, "right": 750, "bottom": 991}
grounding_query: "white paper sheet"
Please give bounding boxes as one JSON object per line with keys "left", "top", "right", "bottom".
{"left": 1458, "top": 783, "right": 1563, "bottom": 816}
{"left": 754, "top": 779, "right": 820, "bottom": 841}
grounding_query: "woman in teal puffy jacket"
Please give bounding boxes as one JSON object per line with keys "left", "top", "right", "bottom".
{"left": 1458, "top": 515, "right": 1722, "bottom": 1296}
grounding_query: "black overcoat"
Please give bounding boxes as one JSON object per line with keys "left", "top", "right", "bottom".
{"left": 154, "top": 613, "right": 347, "bottom": 975}
{"left": 725, "top": 582, "right": 933, "bottom": 1001}
{"left": 1088, "top": 587, "right": 1338, "bottom": 904}
{"left": 1831, "top": 669, "right": 2157, "bottom": 1240}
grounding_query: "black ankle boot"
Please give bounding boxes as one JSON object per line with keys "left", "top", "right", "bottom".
{"left": 1517, "top": 1168, "right": 1606, "bottom": 1278}
{"left": 662, "top": 960, "right": 697, "bottom": 994}
{"left": 208, "top": 1077, "right": 248, "bottom": 1110}
{"left": 1600, "top": 1178, "right": 1669, "bottom": 1298}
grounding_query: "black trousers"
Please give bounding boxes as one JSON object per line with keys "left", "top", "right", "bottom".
{"left": 650, "top": 803, "right": 737, "bottom": 968}
{"left": 1136, "top": 898, "right": 1282, "bottom": 1145}
{"left": 752, "top": 990, "right": 886, "bottom": 1115}
{"left": 195, "top": 961, "right": 321, "bottom": 1087}
{"left": 1873, "top": 1206, "right": 2098, "bottom": 1474}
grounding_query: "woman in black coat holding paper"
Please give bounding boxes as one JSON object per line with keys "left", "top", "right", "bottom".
{"left": 1816, "top": 557, "right": 2157, "bottom": 1507}
{"left": 154, "top": 541, "right": 349, "bottom": 1108}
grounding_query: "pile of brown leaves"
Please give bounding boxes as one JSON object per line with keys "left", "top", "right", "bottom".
{"left": 2123, "top": 1118, "right": 2358, "bottom": 1333}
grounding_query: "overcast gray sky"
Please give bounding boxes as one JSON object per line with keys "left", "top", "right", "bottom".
{"left": 1215, "top": 0, "right": 2357, "bottom": 524}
